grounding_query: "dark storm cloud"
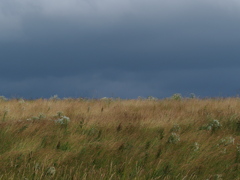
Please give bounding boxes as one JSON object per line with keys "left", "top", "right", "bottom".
{"left": 1, "top": 0, "right": 240, "bottom": 98}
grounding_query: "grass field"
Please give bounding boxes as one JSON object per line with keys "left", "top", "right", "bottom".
{"left": 0, "top": 97, "right": 240, "bottom": 179}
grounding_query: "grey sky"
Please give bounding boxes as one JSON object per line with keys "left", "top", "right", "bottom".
{"left": 1, "top": 0, "right": 240, "bottom": 98}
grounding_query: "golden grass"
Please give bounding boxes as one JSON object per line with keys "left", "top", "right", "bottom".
{"left": 0, "top": 98, "right": 240, "bottom": 179}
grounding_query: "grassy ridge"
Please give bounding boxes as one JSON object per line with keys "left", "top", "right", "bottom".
{"left": 0, "top": 98, "right": 240, "bottom": 179}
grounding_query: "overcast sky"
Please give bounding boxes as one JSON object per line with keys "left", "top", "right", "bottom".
{"left": 1, "top": 0, "right": 240, "bottom": 99}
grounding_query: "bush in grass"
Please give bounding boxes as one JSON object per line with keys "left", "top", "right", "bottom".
{"left": 46, "top": 167, "right": 56, "bottom": 176}
{"left": 147, "top": 96, "right": 158, "bottom": 101}
{"left": 199, "top": 119, "right": 222, "bottom": 133}
{"left": 27, "top": 113, "right": 46, "bottom": 121}
{"left": 0, "top": 96, "right": 7, "bottom": 101}
{"left": 100, "top": 97, "right": 113, "bottom": 101}
{"left": 55, "top": 116, "right": 70, "bottom": 125}
{"left": 167, "top": 133, "right": 180, "bottom": 144}
{"left": 57, "top": 111, "right": 64, "bottom": 118}
{"left": 193, "top": 142, "right": 200, "bottom": 152}
{"left": 218, "top": 136, "right": 235, "bottom": 146}
{"left": 190, "top": 93, "right": 196, "bottom": 99}
{"left": 207, "top": 119, "right": 221, "bottom": 131}
{"left": 18, "top": 98, "right": 25, "bottom": 103}
{"left": 171, "top": 93, "right": 182, "bottom": 101}
{"left": 50, "top": 94, "right": 60, "bottom": 100}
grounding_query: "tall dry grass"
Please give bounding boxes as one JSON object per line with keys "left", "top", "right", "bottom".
{"left": 0, "top": 98, "right": 240, "bottom": 179}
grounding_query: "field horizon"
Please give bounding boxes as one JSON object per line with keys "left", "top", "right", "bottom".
{"left": 0, "top": 97, "right": 240, "bottom": 179}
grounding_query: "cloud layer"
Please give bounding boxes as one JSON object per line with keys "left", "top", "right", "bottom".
{"left": 1, "top": 0, "right": 240, "bottom": 98}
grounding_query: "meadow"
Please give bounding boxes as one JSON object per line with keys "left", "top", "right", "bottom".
{"left": 0, "top": 96, "right": 240, "bottom": 179}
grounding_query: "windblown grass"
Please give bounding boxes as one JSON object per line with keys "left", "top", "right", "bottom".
{"left": 0, "top": 98, "right": 240, "bottom": 179}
